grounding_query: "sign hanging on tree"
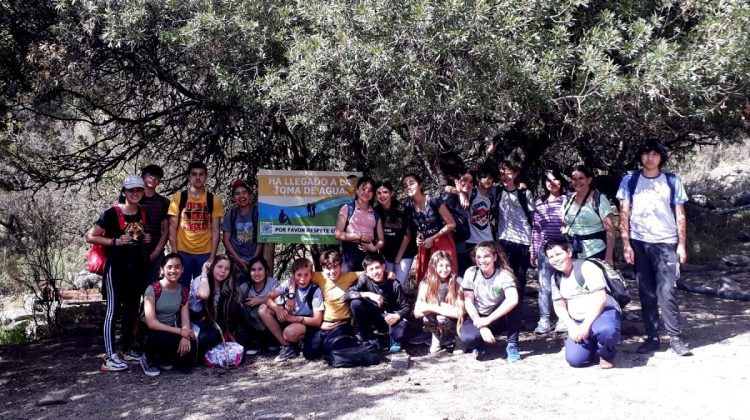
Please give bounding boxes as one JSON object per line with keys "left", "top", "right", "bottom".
{"left": 257, "top": 170, "right": 361, "bottom": 244}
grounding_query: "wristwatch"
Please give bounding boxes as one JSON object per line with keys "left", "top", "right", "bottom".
{"left": 285, "top": 292, "right": 295, "bottom": 300}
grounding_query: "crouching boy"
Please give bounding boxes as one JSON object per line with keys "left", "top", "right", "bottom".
{"left": 259, "top": 258, "right": 323, "bottom": 362}
{"left": 545, "top": 238, "right": 621, "bottom": 368}
{"left": 344, "top": 254, "right": 411, "bottom": 353}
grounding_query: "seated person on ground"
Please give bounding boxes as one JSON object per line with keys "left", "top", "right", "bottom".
{"left": 188, "top": 254, "right": 235, "bottom": 360}
{"left": 233, "top": 256, "right": 280, "bottom": 354}
{"left": 545, "top": 238, "right": 621, "bottom": 369}
{"left": 259, "top": 258, "right": 324, "bottom": 362}
{"left": 301, "top": 249, "right": 359, "bottom": 360}
{"left": 414, "top": 250, "right": 464, "bottom": 353}
{"left": 460, "top": 241, "right": 522, "bottom": 362}
{"left": 343, "top": 254, "right": 411, "bottom": 353}
{"left": 140, "top": 253, "right": 196, "bottom": 377}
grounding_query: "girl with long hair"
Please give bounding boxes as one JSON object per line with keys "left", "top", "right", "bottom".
{"left": 84, "top": 175, "right": 151, "bottom": 372}
{"left": 460, "top": 241, "right": 522, "bottom": 362}
{"left": 234, "top": 256, "right": 280, "bottom": 354}
{"left": 188, "top": 254, "right": 236, "bottom": 361}
{"left": 374, "top": 180, "right": 417, "bottom": 288}
{"left": 414, "top": 251, "right": 464, "bottom": 353}
{"left": 334, "top": 176, "right": 385, "bottom": 272}
{"left": 400, "top": 173, "right": 457, "bottom": 284}
{"left": 531, "top": 169, "right": 569, "bottom": 334}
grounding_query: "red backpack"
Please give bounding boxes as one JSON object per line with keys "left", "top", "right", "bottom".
{"left": 86, "top": 206, "right": 147, "bottom": 275}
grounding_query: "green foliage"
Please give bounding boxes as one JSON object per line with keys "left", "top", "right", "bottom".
{"left": 688, "top": 209, "right": 750, "bottom": 264}
{"left": 0, "top": 322, "right": 28, "bottom": 345}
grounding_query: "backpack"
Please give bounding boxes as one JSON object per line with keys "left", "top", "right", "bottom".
{"left": 151, "top": 280, "right": 190, "bottom": 307}
{"left": 327, "top": 341, "right": 381, "bottom": 368}
{"left": 342, "top": 201, "right": 381, "bottom": 246}
{"left": 495, "top": 188, "right": 534, "bottom": 226}
{"left": 555, "top": 258, "right": 631, "bottom": 308}
{"left": 562, "top": 189, "right": 604, "bottom": 224}
{"left": 204, "top": 341, "right": 244, "bottom": 368}
{"left": 626, "top": 171, "right": 677, "bottom": 214}
{"left": 86, "top": 205, "right": 147, "bottom": 275}
{"left": 178, "top": 190, "right": 215, "bottom": 223}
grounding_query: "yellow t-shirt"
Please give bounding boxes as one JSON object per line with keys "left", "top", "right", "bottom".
{"left": 311, "top": 271, "right": 359, "bottom": 323}
{"left": 168, "top": 191, "right": 224, "bottom": 254}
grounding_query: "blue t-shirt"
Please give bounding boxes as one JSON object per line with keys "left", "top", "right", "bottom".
{"left": 221, "top": 206, "right": 258, "bottom": 261}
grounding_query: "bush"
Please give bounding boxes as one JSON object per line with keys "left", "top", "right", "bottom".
{"left": 0, "top": 322, "right": 28, "bottom": 345}
{"left": 688, "top": 207, "right": 750, "bottom": 264}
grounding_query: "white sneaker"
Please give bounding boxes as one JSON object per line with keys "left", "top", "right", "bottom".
{"left": 100, "top": 355, "right": 128, "bottom": 372}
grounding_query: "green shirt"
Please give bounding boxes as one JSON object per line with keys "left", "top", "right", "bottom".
{"left": 143, "top": 283, "right": 183, "bottom": 326}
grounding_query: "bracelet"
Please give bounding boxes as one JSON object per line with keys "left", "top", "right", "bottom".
{"left": 111, "top": 238, "right": 116, "bottom": 247}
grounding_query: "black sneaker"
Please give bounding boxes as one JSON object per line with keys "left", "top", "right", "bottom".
{"left": 636, "top": 337, "right": 660, "bottom": 354}
{"left": 274, "top": 344, "right": 299, "bottom": 362}
{"left": 669, "top": 338, "right": 693, "bottom": 356}
{"left": 140, "top": 356, "right": 160, "bottom": 377}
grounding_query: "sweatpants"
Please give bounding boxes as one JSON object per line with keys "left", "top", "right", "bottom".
{"left": 565, "top": 307, "right": 621, "bottom": 367}
{"left": 631, "top": 240, "right": 683, "bottom": 338}
{"left": 102, "top": 263, "right": 143, "bottom": 357}
{"left": 349, "top": 299, "right": 409, "bottom": 344}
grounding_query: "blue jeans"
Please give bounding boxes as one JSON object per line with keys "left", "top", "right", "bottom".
{"left": 385, "top": 258, "right": 414, "bottom": 288}
{"left": 565, "top": 307, "right": 621, "bottom": 367}
{"left": 179, "top": 252, "right": 210, "bottom": 288}
{"left": 631, "top": 240, "right": 683, "bottom": 338}
{"left": 536, "top": 252, "right": 555, "bottom": 319}
{"left": 459, "top": 306, "right": 521, "bottom": 349}
{"left": 350, "top": 299, "right": 409, "bottom": 344}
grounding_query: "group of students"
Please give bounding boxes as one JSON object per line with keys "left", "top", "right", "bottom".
{"left": 86, "top": 137, "right": 692, "bottom": 375}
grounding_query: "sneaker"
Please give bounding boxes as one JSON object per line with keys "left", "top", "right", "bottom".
{"left": 389, "top": 339, "right": 402, "bottom": 353}
{"left": 274, "top": 344, "right": 299, "bottom": 362}
{"left": 506, "top": 344, "right": 522, "bottom": 362}
{"left": 245, "top": 347, "right": 260, "bottom": 356}
{"left": 554, "top": 321, "right": 568, "bottom": 333}
{"left": 122, "top": 350, "right": 142, "bottom": 364}
{"left": 669, "top": 338, "right": 693, "bottom": 356}
{"left": 534, "top": 318, "right": 553, "bottom": 334}
{"left": 429, "top": 334, "right": 441, "bottom": 354}
{"left": 100, "top": 355, "right": 128, "bottom": 372}
{"left": 637, "top": 336, "right": 660, "bottom": 354}
{"left": 140, "top": 356, "right": 160, "bottom": 377}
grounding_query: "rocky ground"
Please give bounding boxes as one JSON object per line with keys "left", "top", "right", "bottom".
{"left": 1, "top": 258, "right": 749, "bottom": 420}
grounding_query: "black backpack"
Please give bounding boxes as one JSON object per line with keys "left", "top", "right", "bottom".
{"left": 327, "top": 342, "right": 381, "bottom": 368}
{"left": 178, "top": 190, "right": 215, "bottom": 222}
{"left": 555, "top": 258, "right": 631, "bottom": 308}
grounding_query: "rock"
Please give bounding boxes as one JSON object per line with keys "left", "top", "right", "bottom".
{"left": 72, "top": 271, "right": 101, "bottom": 290}
{"left": 719, "top": 277, "right": 741, "bottom": 293}
{"left": 732, "top": 192, "right": 750, "bottom": 207}
{"left": 703, "top": 165, "right": 750, "bottom": 197}
{"left": 722, "top": 255, "right": 750, "bottom": 267}
{"left": 36, "top": 390, "right": 69, "bottom": 406}
{"left": 736, "top": 229, "right": 750, "bottom": 242}
{"left": 0, "top": 379, "right": 8, "bottom": 386}
{"left": 690, "top": 194, "right": 710, "bottom": 207}
{"left": 390, "top": 353, "right": 411, "bottom": 370}
{"left": 255, "top": 414, "right": 294, "bottom": 420}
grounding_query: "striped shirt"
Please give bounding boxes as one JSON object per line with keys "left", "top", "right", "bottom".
{"left": 531, "top": 195, "right": 567, "bottom": 258}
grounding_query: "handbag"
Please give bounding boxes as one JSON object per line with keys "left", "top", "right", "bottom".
{"left": 87, "top": 245, "right": 106, "bottom": 275}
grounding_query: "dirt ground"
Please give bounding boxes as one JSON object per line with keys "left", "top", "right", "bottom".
{"left": 1, "top": 275, "right": 749, "bottom": 420}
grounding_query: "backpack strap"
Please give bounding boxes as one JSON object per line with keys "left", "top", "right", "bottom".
{"left": 229, "top": 206, "right": 238, "bottom": 238}
{"left": 591, "top": 191, "right": 603, "bottom": 222}
{"left": 304, "top": 284, "right": 319, "bottom": 312}
{"left": 181, "top": 285, "right": 189, "bottom": 306}
{"left": 179, "top": 190, "right": 215, "bottom": 224}
{"left": 571, "top": 259, "right": 588, "bottom": 290}
{"left": 627, "top": 171, "right": 676, "bottom": 215}
{"left": 343, "top": 201, "right": 356, "bottom": 231}
{"left": 152, "top": 280, "right": 163, "bottom": 302}
{"left": 112, "top": 206, "right": 126, "bottom": 231}
{"left": 516, "top": 188, "right": 533, "bottom": 225}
